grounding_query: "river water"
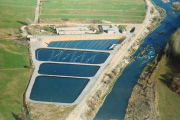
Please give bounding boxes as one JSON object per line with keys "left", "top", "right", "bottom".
{"left": 94, "top": 0, "right": 180, "bottom": 119}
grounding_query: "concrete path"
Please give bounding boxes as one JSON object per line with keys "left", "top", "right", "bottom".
{"left": 44, "top": 47, "right": 113, "bottom": 53}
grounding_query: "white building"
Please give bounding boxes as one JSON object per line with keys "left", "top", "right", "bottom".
{"left": 107, "top": 29, "right": 115, "bottom": 34}
{"left": 30, "top": 37, "right": 37, "bottom": 42}
{"left": 56, "top": 27, "right": 96, "bottom": 35}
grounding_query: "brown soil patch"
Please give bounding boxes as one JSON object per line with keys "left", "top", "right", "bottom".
{"left": 27, "top": 102, "right": 75, "bottom": 120}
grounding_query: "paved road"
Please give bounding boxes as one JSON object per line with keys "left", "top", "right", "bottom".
{"left": 20, "top": 25, "right": 28, "bottom": 37}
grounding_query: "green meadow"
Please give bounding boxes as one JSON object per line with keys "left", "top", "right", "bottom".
{"left": 0, "top": 40, "right": 32, "bottom": 120}
{"left": 0, "top": 40, "right": 29, "bottom": 69}
{"left": 40, "top": 0, "right": 146, "bottom": 23}
{"left": 0, "top": 0, "right": 36, "bottom": 28}
{"left": 0, "top": 0, "right": 36, "bottom": 119}
{"left": 151, "top": 57, "right": 180, "bottom": 120}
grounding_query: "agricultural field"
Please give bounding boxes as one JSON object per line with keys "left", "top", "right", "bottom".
{"left": 40, "top": 0, "right": 146, "bottom": 23}
{"left": 0, "top": 0, "right": 36, "bottom": 28}
{"left": 0, "top": 0, "right": 36, "bottom": 37}
{"left": 0, "top": 1, "right": 36, "bottom": 119}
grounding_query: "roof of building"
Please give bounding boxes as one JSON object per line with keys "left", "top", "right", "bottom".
{"left": 30, "top": 37, "right": 37, "bottom": 39}
{"left": 107, "top": 29, "right": 115, "bottom": 31}
{"left": 56, "top": 27, "right": 88, "bottom": 31}
{"left": 30, "top": 37, "right": 37, "bottom": 42}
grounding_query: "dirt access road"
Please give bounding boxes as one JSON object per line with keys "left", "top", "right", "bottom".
{"left": 66, "top": 0, "right": 154, "bottom": 120}
{"left": 34, "top": 0, "right": 40, "bottom": 24}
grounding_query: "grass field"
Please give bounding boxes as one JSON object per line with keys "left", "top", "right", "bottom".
{"left": 40, "top": 0, "right": 146, "bottom": 23}
{"left": 151, "top": 56, "right": 180, "bottom": 120}
{"left": 0, "top": 41, "right": 30, "bottom": 69}
{"left": 0, "top": 40, "right": 32, "bottom": 120}
{"left": 0, "top": 0, "right": 36, "bottom": 28}
{"left": 0, "top": 0, "right": 36, "bottom": 119}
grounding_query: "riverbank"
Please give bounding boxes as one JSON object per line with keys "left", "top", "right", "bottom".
{"left": 124, "top": 53, "right": 180, "bottom": 120}
{"left": 124, "top": 53, "right": 162, "bottom": 120}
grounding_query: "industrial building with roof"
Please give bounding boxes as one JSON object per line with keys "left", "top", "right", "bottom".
{"left": 56, "top": 27, "right": 96, "bottom": 35}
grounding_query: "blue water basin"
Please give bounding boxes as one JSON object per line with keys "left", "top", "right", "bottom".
{"left": 36, "top": 49, "right": 110, "bottom": 64}
{"left": 38, "top": 63, "right": 100, "bottom": 77}
{"left": 30, "top": 76, "right": 89, "bottom": 103}
{"left": 48, "top": 40, "right": 120, "bottom": 50}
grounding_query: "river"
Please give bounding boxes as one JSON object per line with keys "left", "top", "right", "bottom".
{"left": 94, "top": 0, "right": 180, "bottom": 119}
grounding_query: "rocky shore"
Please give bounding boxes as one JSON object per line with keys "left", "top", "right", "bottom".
{"left": 162, "top": 0, "right": 170, "bottom": 3}
{"left": 124, "top": 54, "right": 161, "bottom": 120}
{"left": 170, "top": 2, "right": 180, "bottom": 11}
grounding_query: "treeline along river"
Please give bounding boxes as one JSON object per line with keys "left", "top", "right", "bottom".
{"left": 94, "top": 0, "right": 180, "bottom": 119}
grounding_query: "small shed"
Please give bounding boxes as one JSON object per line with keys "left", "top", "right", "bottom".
{"left": 30, "top": 37, "right": 37, "bottom": 42}
{"left": 107, "top": 29, "right": 115, "bottom": 34}
{"left": 27, "top": 35, "right": 33, "bottom": 39}
{"left": 121, "top": 29, "right": 126, "bottom": 34}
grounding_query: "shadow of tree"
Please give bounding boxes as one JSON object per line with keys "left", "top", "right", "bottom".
{"left": 165, "top": 58, "right": 180, "bottom": 71}
{"left": 11, "top": 111, "right": 29, "bottom": 120}
{"left": 17, "top": 21, "right": 27, "bottom": 25}
{"left": 159, "top": 57, "right": 180, "bottom": 92}
{"left": 14, "top": 100, "right": 21, "bottom": 105}
{"left": 159, "top": 72, "right": 173, "bottom": 87}
{"left": 11, "top": 112, "right": 20, "bottom": 120}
